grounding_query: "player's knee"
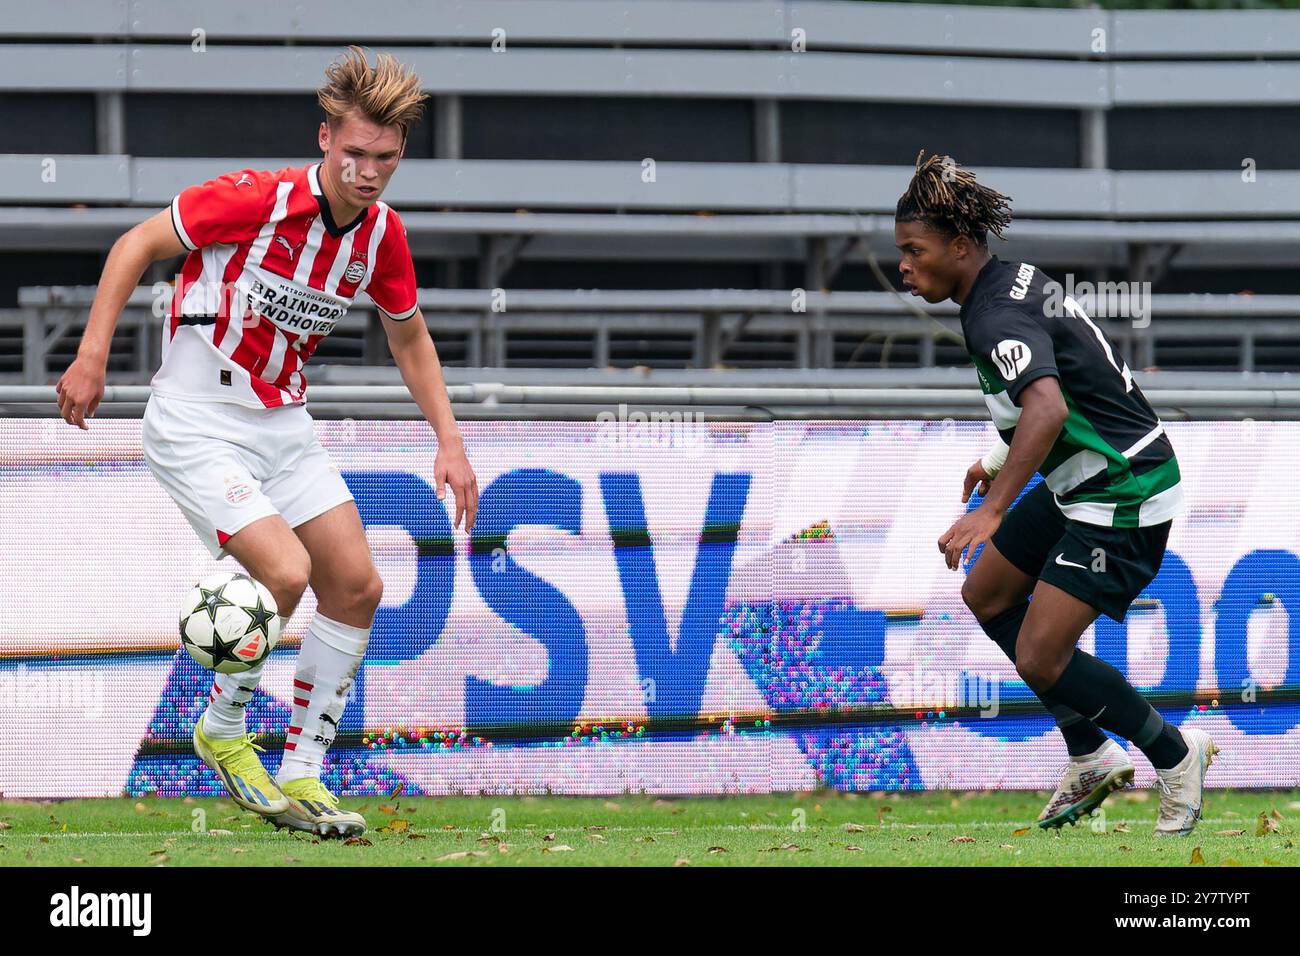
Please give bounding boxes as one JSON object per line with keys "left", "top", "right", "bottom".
{"left": 357, "top": 571, "right": 384, "bottom": 617}
{"left": 264, "top": 557, "right": 311, "bottom": 613}
{"left": 961, "top": 577, "right": 1001, "bottom": 623}
{"left": 1015, "top": 651, "right": 1062, "bottom": 695}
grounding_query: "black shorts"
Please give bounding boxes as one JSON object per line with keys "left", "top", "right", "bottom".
{"left": 989, "top": 481, "right": 1172, "bottom": 623}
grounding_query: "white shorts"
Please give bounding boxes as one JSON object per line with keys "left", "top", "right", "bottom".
{"left": 141, "top": 392, "right": 354, "bottom": 559}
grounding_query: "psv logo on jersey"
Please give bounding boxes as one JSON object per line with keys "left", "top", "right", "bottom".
{"left": 993, "top": 339, "right": 1032, "bottom": 380}
{"left": 344, "top": 258, "right": 366, "bottom": 284}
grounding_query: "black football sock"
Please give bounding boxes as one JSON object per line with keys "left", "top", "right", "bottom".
{"left": 1043, "top": 649, "right": 1189, "bottom": 770}
{"left": 980, "top": 603, "right": 1108, "bottom": 757}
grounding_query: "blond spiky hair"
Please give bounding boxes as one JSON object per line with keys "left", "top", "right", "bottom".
{"left": 317, "top": 45, "right": 428, "bottom": 143}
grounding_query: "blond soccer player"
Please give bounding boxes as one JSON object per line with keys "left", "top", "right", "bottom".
{"left": 55, "top": 47, "right": 476, "bottom": 836}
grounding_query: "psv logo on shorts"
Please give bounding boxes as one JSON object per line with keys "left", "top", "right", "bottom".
{"left": 223, "top": 475, "right": 253, "bottom": 505}
{"left": 344, "top": 259, "right": 366, "bottom": 284}
{"left": 992, "top": 339, "right": 1032, "bottom": 380}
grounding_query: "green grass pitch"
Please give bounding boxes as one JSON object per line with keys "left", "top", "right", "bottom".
{"left": 2, "top": 790, "right": 1297, "bottom": 866}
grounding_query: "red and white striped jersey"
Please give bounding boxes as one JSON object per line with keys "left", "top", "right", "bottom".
{"left": 152, "top": 162, "right": 418, "bottom": 409}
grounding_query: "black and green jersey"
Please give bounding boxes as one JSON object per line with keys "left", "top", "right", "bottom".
{"left": 960, "top": 256, "right": 1182, "bottom": 529}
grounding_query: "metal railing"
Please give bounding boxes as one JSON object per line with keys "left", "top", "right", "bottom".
{"left": 8, "top": 286, "right": 1299, "bottom": 384}
{"left": 4, "top": 375, "right": 1299, "bottom": 421}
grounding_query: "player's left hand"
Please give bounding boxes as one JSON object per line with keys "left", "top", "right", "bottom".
{"left": 937, "top": 505, "right": 1003, "bottom": 571}
{"left": 434, "top": 435, "right": 478, "bottom": 532}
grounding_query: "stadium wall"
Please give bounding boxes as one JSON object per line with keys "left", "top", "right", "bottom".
{"left": 0, "top": 416, "right": 1295, "bottom": 797}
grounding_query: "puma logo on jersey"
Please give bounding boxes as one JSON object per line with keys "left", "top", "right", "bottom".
{"left": 993, "top": 339, "right": 1032, "bottom": 380}
{"left": 275, "top": 235, "right": 306, "bottom": 260}
{"left": 1009, "top": 262, "right": 1035, "bottom": 300}
{"left": 234, "top": 174, "right": 254, "bottom": 188}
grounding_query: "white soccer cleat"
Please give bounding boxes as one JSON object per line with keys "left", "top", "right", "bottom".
{"left": 1037, "top": 738, "right": 1135, "bottom": 829}
{"left": 1153, "top": 726, "right": 1219, "bottom": 837}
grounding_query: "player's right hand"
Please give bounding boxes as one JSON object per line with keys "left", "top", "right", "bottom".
{"left": 55, "top": 356, "right": 106, "bottom": 430}
{"left": 962, "top": 459, "right": 993, "bottom": 503}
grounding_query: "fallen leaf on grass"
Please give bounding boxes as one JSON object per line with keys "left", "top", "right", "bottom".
{"left": 1012, "top": 827, "right": 1030, "bottom": 837}
{"left": 1256, "top": 813, "right": 1281, "bottom": 836}
{"left": 207, "top": 829, "right": 233, "bottom": 836}
{"left": 706, "top": 846, "right": 727, "bottom": 854}
{"left": 376, "top": 819, "right": 410, "bottom": 834}
{"left": 844, "top": 845, "right": 862, "bottom": 852}
{"left": 673, "top": 858, "right": 690, "bottom": 866}
{"left": 71, "top": 857, "right": 85, "bottom": 864}
{"left": 134, "top": 803, "right": 147, "bottom": 813}
{"left": 0, "top": 822, "right": 10, "bottom": 831}
{"left": 1190, "top": 846, "right": 1206, "bottom": 865}
{"left": 1113, "top": 823, "right": 1131, "bottom": 833}
{"left": 1216, "top": 829, "right": 1246, "bottom": 837}
{"left": 343, "top": 837, "right": 372, "bottom": 846}
{"left": 950, "top": 836, "right": 976, "bottom": 844}
{"left": 843, "top": 823, "right": 866, "bottom": 833}
{"left": 436, "top": 851, "right": 487, "bottom": 861}
{"left": 542, "top": 845, "right": 574, "bottom": 853}
{"left": 639, "top": 836, "right": 657, "bottom": 844}
{"left": 877, "top": 806, "right": 893, "bottom": 825}
{"left": 603, "top": 801, "right": 621, "bottom": 811}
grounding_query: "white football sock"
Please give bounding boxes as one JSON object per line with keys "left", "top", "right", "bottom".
{"left": 201, "top": 614, "right": 290, "bottom": 739}
{"left": 276, "top": 612, "right": 368, "bottom": 785}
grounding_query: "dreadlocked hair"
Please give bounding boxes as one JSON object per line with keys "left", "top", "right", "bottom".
{"left": 895, "top": 150, "right": 1013, "bottom": 246}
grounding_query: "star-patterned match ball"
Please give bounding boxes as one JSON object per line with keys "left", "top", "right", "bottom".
{"left": 179, "top": 572, "right": 281, "bottom": 673}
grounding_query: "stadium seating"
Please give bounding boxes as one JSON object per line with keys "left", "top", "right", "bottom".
{"left": 3, "top": 0, "right": 1300, "bottom": 377}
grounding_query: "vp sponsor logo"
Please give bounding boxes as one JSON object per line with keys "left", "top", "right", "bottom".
{"left": 992, "top": 339, "right": 1032, "bottom": 380}
{"left": 50, "top": 886, "right": 151, "bottom": 936}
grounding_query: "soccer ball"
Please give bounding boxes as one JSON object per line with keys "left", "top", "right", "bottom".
{"left": 179, "top": 572, "right": 281, "bottom": 673}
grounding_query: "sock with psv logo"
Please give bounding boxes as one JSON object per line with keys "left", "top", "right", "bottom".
{"left": 276, "top": 612, "right": 368, "bottom": 785}
{"left": 202, "top": 614, "right": 290, "bottom": 740}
